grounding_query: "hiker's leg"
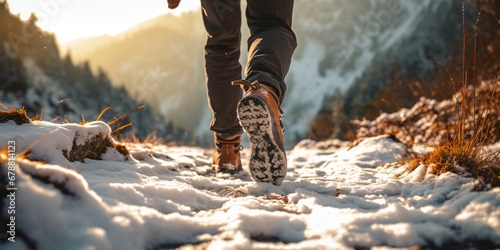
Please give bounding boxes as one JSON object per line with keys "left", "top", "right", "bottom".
{"left": 201, "top": 0, "right": 243, "bottom": 140}
{"left": 245, "top": 0, "right": 297, "bottom": 104}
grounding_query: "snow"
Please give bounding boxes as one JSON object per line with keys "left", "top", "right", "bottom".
{"left": 1, "top": 121, "right": 499, "bottom": 249}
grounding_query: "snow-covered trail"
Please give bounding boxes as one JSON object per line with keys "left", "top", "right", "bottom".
{"left": 1, "top": 121, "right": 499, "bottom": 249}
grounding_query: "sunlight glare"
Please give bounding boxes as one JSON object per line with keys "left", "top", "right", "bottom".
{"left": 7, "top": 0, "right": 201, "bottom": 43}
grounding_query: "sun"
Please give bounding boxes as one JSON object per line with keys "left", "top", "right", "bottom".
{"left": 6, "top": 0, "right": 201, "bottom": 43}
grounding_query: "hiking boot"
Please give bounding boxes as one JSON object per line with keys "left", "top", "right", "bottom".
{"left": 212, "top": 134, "right": 242, "bottom": 175}
{"left": 232, "top": 80, "right": 287, "bottom": 186}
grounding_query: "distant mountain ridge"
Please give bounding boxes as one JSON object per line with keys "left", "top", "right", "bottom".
{"left": 61, "top": 35, "right": 113, "bottom": 61}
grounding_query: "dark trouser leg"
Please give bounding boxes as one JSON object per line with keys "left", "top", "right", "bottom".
{"left": 201, "top": 0, "right": 243, "bottom": 140}
{"left": 245, "top": 0, "right": 297, "bottom": 104}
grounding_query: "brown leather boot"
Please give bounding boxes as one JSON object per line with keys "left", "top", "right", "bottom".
{"left": 212, "top": 134, "right": 242, "bottom": 175}
{"left": 232, "top": 80, "right": 287, "bottom": 185}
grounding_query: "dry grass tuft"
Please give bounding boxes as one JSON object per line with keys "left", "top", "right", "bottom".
{"left": 403, "top": 70, "right": 500, "bottom": 190}
{"left": 0, "top": 105, "right": 31, "bottom": 125}
{"left": 63, "top": 134, "right": 129, "bottom": 162}
{"left": 0, "top": 103, "right": 46, "bottom": 124}
{"left": 115, "top": 143, "right": 130, "bottom": 156}
{"left": 31, "top": 109, "right": 43, "bottom": 121}
{"left": 405, "top": 140, "right": 500, "bottom": 190}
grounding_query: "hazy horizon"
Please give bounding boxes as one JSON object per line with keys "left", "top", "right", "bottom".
{"left": 7, "top": 0, "right": 201, "bottom": 43}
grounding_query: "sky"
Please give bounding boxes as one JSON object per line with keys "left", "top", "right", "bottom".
{"left": 8, "top": 0, "right": 201, "bottom": 43}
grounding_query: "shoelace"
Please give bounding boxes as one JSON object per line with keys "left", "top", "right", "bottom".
{"left": 216, "top": 142, "right": 242, "bottom": 154}
{"left": 232, "top": 79, "right": 285, "bottom": 133}
{"left": 232, "top": 79, "right": 261, "bottom": 93}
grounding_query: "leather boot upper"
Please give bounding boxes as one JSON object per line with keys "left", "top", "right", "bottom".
{"left": 212, "top": 135, "right": 242, "bottom": 174}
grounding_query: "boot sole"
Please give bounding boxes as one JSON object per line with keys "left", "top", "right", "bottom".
{"left": 237, "top": 95, "right": 287, "bottom": 185}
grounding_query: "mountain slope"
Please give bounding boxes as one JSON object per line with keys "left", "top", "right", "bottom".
{"left": 0, "top": 2, "right": 176, "bottom": 140}
{"left": 67, "top": 11, "right": 209, "bottom": 142}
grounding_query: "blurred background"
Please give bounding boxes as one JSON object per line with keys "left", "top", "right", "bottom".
{"left": 1, "top": 0, "right": 498, "bottom": 147}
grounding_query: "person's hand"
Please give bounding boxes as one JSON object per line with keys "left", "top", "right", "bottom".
{"left": 167, "top": 0, "right": 181, "bottom": 9}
